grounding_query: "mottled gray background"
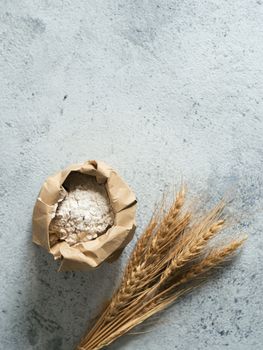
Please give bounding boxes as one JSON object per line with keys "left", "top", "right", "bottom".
{"left": 0, "top": 1, "right": 262, "bottom": 349}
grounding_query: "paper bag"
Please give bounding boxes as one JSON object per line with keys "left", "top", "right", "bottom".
{"left": 32, "top": 160, "right": 137, "bottom": 271}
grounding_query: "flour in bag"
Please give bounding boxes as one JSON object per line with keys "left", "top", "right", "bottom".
{"left": 49, "top": 175, "right": 114, "bottom": 246}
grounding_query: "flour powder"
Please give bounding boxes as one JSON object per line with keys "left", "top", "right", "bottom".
{"left": 49, "top": 175, "right": 114, "bottom": 246}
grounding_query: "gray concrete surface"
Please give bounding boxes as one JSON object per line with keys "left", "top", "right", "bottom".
{"left": 0, "top": 1, "right": 262, "bottom": 349}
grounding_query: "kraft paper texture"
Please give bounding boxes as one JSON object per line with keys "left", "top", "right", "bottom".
{"left": 32, "top": 160, "right": 137, "bottom": 271}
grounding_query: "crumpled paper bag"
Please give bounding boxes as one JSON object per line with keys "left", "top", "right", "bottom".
{"left": 32, "top": 160, "right": 137, "bottom": 271}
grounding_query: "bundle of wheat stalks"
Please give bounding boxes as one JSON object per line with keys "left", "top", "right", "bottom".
{"left": 77, "top": 188, "right": 246, "bottom": 350}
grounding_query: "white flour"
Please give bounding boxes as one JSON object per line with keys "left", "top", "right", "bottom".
{"left": 49, "top": 176, "right": 114, "bottom": 246}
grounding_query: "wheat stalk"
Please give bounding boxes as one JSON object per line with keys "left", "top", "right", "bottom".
{"left": 176, "top": 237, "right": 247, "bottom": 285}
{"left": 77, "top": 189, "right": 246, "bottom": 350}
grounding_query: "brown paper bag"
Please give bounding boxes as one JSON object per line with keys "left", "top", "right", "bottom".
{"left": 32, "top": 160, "right": 137, "bottom": 271}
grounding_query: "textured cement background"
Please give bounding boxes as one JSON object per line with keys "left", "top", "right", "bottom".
{"left": 0, "top": 1, "right": 263, "bottom": 349}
